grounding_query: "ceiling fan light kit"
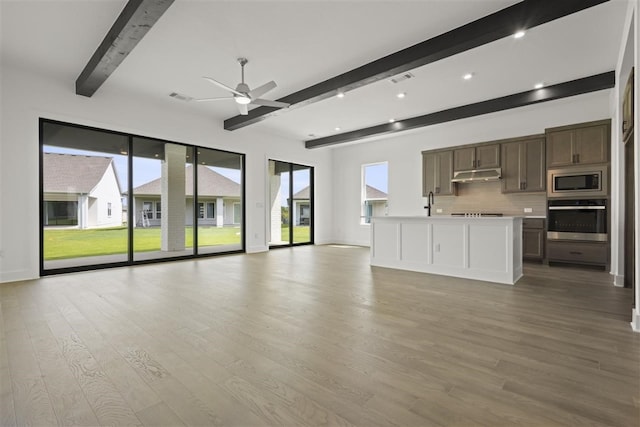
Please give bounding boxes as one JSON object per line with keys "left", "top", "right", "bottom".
{"left": 193, "top": 57, "right": 290, "bottom": 115}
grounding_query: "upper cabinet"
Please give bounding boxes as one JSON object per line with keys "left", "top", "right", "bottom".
{"left": 453, "top": 144, "right": 500, "bottom": 171}
{"left": 501, "top": 136, "right": 545, "bottom": 193}
{"left": 623, "top": 68, "right": 634, "bottom": 142}
{"left": 546, "top": 120, "right": 610, "bottom": 168}
{"left": 422, "top": 150, "right": 456, "bottom": 196}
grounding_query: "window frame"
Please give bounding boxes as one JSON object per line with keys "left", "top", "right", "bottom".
{"left": 361, "top": 161, "right": 388, "bottom": 225}
{"left": 39, "top": 118, "right": 246, "bottom": 277}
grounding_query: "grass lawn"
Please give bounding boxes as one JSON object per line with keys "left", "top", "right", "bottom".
{"left": 44, "top": 226, "right": 242, "bottom": 260}
{"left": 280, "top": 226, "right": 311, "bottom": 243}
{"left": 44, "top": 225, "right": 311, "bottom": 260}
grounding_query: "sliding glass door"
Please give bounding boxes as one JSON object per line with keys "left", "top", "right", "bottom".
{"left": 131, "top": 137, "right": 194, "bottom": 261}
{"left": 41, "top": 122, "right": 129, "bottom": 270}
{"left": 268, "top": 160, "right": 313, "bottom": 247}
{"left": 196, "top": 148, "right": 243, "bottom": 254}
{"left": 40, "top": 119, "right": 245, "bottom": 275}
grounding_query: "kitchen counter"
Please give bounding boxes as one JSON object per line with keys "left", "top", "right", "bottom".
{"left": 370, "top": 216, "right": 523, "bottom": 285}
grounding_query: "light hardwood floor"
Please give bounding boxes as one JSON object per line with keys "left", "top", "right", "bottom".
{"left": 1, "top": 245, "right": 638, "bottom": 426}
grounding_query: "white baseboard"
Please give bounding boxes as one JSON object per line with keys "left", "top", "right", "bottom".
{"left": 0, "top": 269, "right": 37, "bottom": 284}
{"left": 330, "top": 239, "right": 371, "bottom": 247}
{"left": 612, "top": 273, "right": 625, "bottom": 287}
{"left": 246, "top": 245, "right": 268, "bottom": 254}
{"left": 631, "top": 309, "right": 640, "bottom": 333}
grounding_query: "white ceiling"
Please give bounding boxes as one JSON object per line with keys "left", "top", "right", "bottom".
{"left": 0, "top": 0, "right": 631, "bottom": 145}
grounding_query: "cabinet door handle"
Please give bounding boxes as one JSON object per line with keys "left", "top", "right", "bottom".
{"left": 569, "top": 251, "right": 582, "bottom": 255}
{"left": 522, "top": 182, "right": 526, "bottom": 190}
{"left": 435, "top": 187, "right": 440, "bottom": 194}
{"left": 576, "top": 154, "right": 579, "bottom": 163}
{"left": 476, "top": 159, "right": 480, "bottom": 167}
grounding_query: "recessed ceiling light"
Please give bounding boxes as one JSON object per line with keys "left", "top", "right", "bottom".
{"left": 336, "top": 92, "right": 345, "bottom": 98}
{"left": 534, "top": 82, "right": 544, "bottom": 89}
{"left": 389, "top": 119, "right": 396, "bottom": 123}
{"left": 154, "top": 153, "right": 159, "bottom": 158}
{"left": 335, "top": 127, "right": 341, "bottom": 131}
{"left": 120, "top": 150, "right": 127, "bottom": 155}
{"left": 463, "top": 73, "right": 473, "bottom": 80}
{"left": 514, "top": 30, "right": 526, "bottom": 39}
{"left": 396, "top": 92, "right": 406, "bottom": 99}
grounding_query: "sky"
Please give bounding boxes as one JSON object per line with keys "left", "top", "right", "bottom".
{"left": 43, "top": 145, "right": 241, "bottom": 188}
{"left": 364, "top": 162, "right": 388, "bottom": 193}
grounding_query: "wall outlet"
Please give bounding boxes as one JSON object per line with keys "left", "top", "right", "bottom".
{"left": 436, "top": 208, "right": 443, "bottom": 213}
{"left": 524, "top": 208, "right": 533, "bottom": 213}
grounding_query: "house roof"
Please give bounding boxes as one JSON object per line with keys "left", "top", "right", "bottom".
{"left": 365, "top": 185, "right": 387, "bottom": 200}
{"left": 132, "top": 165, "right": 240, "bottom": 198}
{"left": 43, "top": 152, "right": 117, "bottom": 194}
{"left": 292, "top": 184, "right": 386, "bottom": 200}
{"left": 292, "top": 186, "right": 310, "bottom": 200}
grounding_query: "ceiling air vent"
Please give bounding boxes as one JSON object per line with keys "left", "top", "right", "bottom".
{"left": 389, "top": 72, "right": 415, "bottom": 84}
{"left": 169, "top": 92, "right": 193, "bottom": 102}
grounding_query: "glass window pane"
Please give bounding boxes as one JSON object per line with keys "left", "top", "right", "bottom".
{"left": 362, "top": 162, "right": 388, "bottom": 224}
{"left": 292, "top": 167, "right": 311, "bottom": 244}
{"left": 42, "top": 122, "right": 128, "bottom": 270}
{"left": 269, "top": 160, "right": 313, "bottom": 247}
{"left": 268, "top": 160, "right": 290, "bottom": 246}
{"left": 132, "top": 138, "right": 193, "bottom": 261}
{"left": 196, "top": 148, "right": 243, "bottom": 254}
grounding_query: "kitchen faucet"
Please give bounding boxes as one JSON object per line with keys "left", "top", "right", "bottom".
{"left": 424, "top": 191, "right": 435, "bottom": 216}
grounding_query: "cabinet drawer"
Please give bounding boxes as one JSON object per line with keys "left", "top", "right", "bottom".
{"left": 547, "top": 241, "right": 607, "bottom": 265}
{"left": 523, "top": 218, "right": 544, "bottom": 229}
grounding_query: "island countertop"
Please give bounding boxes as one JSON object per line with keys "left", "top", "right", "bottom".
{"left": 376, "top": 215, "right": 523, "bottom": 220}
{"left": 370, "top": 216, "right": 523, "bottom": 285}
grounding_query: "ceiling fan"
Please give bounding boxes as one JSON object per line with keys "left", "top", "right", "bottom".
{"left": 195, "top": 58, "right": 290, "bottom": 115}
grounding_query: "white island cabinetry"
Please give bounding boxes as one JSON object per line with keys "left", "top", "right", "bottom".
{"left": 370, "top": 216, "right": 523, "bottom": 285}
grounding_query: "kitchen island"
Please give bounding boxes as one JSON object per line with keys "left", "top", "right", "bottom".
{"left": 370, "top": 216, "right": 523, "bottom": 285}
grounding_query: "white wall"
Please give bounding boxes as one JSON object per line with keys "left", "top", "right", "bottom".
{"left": 91, "top": 163, "right": 124, "bottom": 228}
{"left": 331, "top": 91, "right": 612, "bottom": 246}
{"left": 0, "top": 63, "right": 332, "bottom": 282}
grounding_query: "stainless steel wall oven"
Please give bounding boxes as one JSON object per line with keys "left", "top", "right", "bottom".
{"left": 547, "top": 199, "right": 607, "bottom": 242}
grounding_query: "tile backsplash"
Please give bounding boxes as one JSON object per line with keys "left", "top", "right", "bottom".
{"left": 429, "top": 181, "right": 546, "bottom": 217}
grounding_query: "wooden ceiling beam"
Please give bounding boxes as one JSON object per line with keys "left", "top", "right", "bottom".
{"left": 75, "top": 0, "right": 174, "bottom": 97}
{"left": 305, "top": 71, "right": 615, "bottom": 149}
{"left": 224, "top": 0, "right": 609, "bottom": 131}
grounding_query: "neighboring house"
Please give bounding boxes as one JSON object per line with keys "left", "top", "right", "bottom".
{"left": 291, "top": 186, "right": 311, "bottom": 226}
{"left": 131, "top": 165, "right": 241, "bottom": 227}
{"left": 43, "top": 152, "right": 123, "bottom": 229}
{"left": 363, "top": 184, "right": 387, "bottom": 224}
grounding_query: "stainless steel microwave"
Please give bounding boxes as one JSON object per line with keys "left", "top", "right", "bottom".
{"left": 547, "top": 165, "right": 608, "bottom": 198}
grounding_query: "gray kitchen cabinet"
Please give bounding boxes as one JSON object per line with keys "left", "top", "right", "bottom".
{"left": 501, "top": 137, "right": 545, "bottom": 193}
{"left": 546, "top": 120, "right": 609, "bottom": 168}
{"left": 422, "top": 150, "right": 456, "bottom": 196}
{"left": 523, "top": 218, "right": 545, "bottom": 261}
{"left": 546, "top": 240, "right": 608, "bottom": 268}
{"left": 453, "top": 144, "right": 499, "bottom": 171}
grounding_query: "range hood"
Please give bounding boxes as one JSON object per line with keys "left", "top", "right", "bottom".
{"left": 451, "top": 168, "right": 501, "bottom": 183}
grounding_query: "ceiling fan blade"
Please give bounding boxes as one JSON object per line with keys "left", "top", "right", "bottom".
{"left": 194, "top": 97, "right": 234, "bottom": 102}
{"left": 251, "top": 98, "right": 290, "bottom": 108}
{"left": 202, "top": 76, "right": 244, "bottom": 96}
{"left": 248, "top": 80, "right": 277, "bottom": 100}
{"left": 237, "top": 103, "right": 249, "bottom": 115}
